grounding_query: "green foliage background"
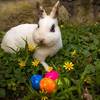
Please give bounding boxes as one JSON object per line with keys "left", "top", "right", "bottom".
{"left": 0, "top": 24, "right": 100, "bottom": 100}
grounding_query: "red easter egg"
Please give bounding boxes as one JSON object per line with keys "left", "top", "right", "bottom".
{"left": 44, "top": 70, "right": 59, "bottom": 80}
{"left": 40, "top": 78, "right": 56, "bottom": 93}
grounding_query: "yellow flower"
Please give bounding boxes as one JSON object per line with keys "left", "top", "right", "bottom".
{"left": 28, "top": 43, "right": 36, "bottom": 52}
{"left": 60, "top": 24, "right": 64, "bottom": 28}
{"left": 39, "top": 89, "right": 47, "bottom": 94}
{"left": 71, "top": 50, "right": 77, "bottom": 56}
{"left": 48, "top": 66, "right": 53, "bottom": 72}
{"left": 64, "top": 62, "right": 74, "bottom": 71}
{"left": 39, "top": 90, "right": 44, "bottom": 94}
{"left": 18, "top": 60, "right": 26, "bottom": 68}
{"left": 41, "top": 96, "right": 48, "bottom": 100}
{"left": 32, "top": 59, "right": 40, "bottom": 67}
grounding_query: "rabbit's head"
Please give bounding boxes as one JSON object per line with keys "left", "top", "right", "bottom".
{"left": 33, "top": 1, "right": 61, "bottom": 47}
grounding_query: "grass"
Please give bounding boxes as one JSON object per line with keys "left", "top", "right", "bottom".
{"left": 0, "top": 24, "right": 100, "bottom": 100}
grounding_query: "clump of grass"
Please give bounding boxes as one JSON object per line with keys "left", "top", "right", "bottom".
{"left": 0, "top": 24, "right": 100, "bottom": 99}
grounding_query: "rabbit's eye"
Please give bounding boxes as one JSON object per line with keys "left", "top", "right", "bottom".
{"left": 50, "top": 24, "right": 55, "bottom": 32}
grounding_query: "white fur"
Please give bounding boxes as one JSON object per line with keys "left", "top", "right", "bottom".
{"left": 1, "top": 24, "right": 38, "bottom": 53}
{"left": 1, "top": 1, "right": 62, "bottom": 71}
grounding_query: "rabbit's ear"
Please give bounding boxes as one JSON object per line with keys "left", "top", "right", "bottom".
{"left": 50, "top": 1, "right": 60, "bottom": 18}
{"left": 36, "top": 2, "right": 47, "bottom": 18}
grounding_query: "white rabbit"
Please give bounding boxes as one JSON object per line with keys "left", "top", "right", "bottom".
{"left": 1, "top": 1, "right": 63, "bottom": 71}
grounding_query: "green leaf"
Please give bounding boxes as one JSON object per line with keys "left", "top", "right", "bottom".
{"left": 95, "top": 60, "right": 100, "bottom": 85}
{"left": 0, "top": 88, "right": 6, "bottom": 97}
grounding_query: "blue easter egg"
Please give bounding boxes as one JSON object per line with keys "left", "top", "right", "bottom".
{"left": 30, "top": 74, "right": 42, "bottom": 90}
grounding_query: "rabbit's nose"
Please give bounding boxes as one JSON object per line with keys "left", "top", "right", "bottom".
{"left": 40, "top": 39, "right": 44, "bottom": 44}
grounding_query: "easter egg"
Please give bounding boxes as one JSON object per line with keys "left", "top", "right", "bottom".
{"left": 40, "top": 78, "right": 56, "bottom": 93}
{"left": 44, "top": 70, "right": 59, "bottom": 80}
{"left": 30, "top": 74, "right": 42, "bottom": 90}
